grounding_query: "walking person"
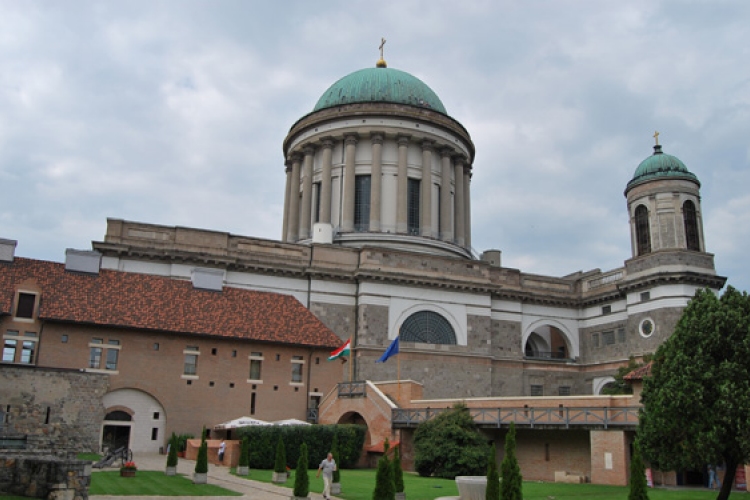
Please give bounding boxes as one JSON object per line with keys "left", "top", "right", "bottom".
{"left": 218, "top": 440, "right": 226, "bottom": 464}
{"left": 316, "top": 452, "right": 337, "bottom": 499}
{"left": 708, "top": 464, "right": 721, "bottom": 490}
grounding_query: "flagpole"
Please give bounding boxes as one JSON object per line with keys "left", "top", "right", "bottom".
{"left": 349, "top": 343, "right": 353, "bottom": 382}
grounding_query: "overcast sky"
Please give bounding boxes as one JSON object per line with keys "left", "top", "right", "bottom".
{"left": 1, "top": 1, "right": 748, "bottom": 293}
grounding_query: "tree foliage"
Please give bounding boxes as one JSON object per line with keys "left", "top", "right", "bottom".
{"left": 373, "top": 449, "right": 395, "bottom": 500}
{"left": 195, "top": 440, "right": 208, "bottom": 474}
{"left": 239, "top": 436, "right": 249, "bottom": 468}
{"left": 392, "top": 444, "right": 404, "bottom": 494}
{"left": 331, "top": 431, "right": 341, "bottom": 483}
{"left": 293, "top": 442, "right": 310, "bottom": 497}
{"left": 639, "top": 286, "right": 750, "bottom": 500}
{"left": 274, "top": 436, "right": 287, "bottom": 473}
{"left": 602, "top": 355, "right": 653, "bottom": 395}
{"left": 628, "top": 441, "right": 648, "bottom": 500}
{"left": 485, "top": 443, "right": 500, "bottom": 500}
{"left": 500, "top": 422, "right": 522, "bottom": 500}
{"left": 414, "top": 403, "right": 489, "bottom": 479}
{"left": 166, "top": 432, "right": 178, "bottom": 467}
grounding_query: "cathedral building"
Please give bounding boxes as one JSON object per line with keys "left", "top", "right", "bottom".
{"left": 89, "top": 53, "right": 725, "bottom": 403}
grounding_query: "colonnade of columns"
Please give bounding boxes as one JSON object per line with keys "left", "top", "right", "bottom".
{"left": 282, "top": 133, "right": 472, "bottom": 250}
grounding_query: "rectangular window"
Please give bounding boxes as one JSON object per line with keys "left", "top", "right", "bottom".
{"left": 291, "top": 355, "right": 304, "bottom": 383}
{"left": 3, "top": 339, "right": 17, "bottom": 363}
{"left": 105, "top": 348, "right": 119, "bottom": 370}
{"left": 558, "top": 386, "right": 571, "bottom": 396}
{"left": 15, "top": 293, "right": 36, "bottom": 319}
{"left": 249, "top": 352, "right": 263, "bottom": 381}
{"left": 592, "top": 333, "right": 600, "bottom": 348}
{"left": 313, "top": 182, "right": 321, "bottom": 223}
{"left": 640, "top": 291, "right": 650, "bottom": 302}
{"left": 602, "top": 305, "right": 612, "bottom": 315}
{"left": 530, "top": 384, "right": 544, "bottom": 397}
{"left": 151, "top": 428, "right": 158, "bottom": 440}
{"left": 250, "top": 393, "right": 256, "bottom": 415}
{"left": 184, "top": 354, "right": 198, "bottom": 375}
{"left": 89, "top": 346, "right": 102, "bottom": 369}
{"left": 617, "top": 328, "right": 626, "bottom": 343}
{"left": 603, "top": 331, "right": 616, "bottom": 346}
{"left": 354, "top": 175, "right": 371, "bottom": 231}
{"left": 62, "top": 335, "right": 68, "bottom": 343}
{"left": 20, "top": 341, "right": 35, "bottom": 364}
{"left": 407, "top": 178, "right": 421, "bottom": 235}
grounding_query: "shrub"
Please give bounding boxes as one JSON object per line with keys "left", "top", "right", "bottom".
{"left": 166, "top": 433, "right": 178, "bottom": 468}
{"left": 628, "top": 441, "right": 649, "bottom": 500}
{"left": 414, "top": 403, "right": 489, "bottom": 478}
{"left": 331, "top": 431, "right": 340, "bottom": 483}
{"left": 500, "top": 422, "right": 522, "bottom": 500}
{"left": 239, "top": 436, "right": 249, "bottom": 468}
{"left": 392, "top": 444, "right": 404, "bottom": 494}
{"left": 195, "top": 440, "right": 208, "bottom": 474}
{"left": 175, "top": 433, "right": 193, "bottom": 452}
{"left": 293, "top": 442, "right": 310, "bottom": 497}
{"left": 486, "top": 443, "right": 499, "bottom": 500}
{"left": 274, "top": 436, "right": 287, "bottom": 473}
{"left": 372, "top": 451, "right": 395, "bottom": 500}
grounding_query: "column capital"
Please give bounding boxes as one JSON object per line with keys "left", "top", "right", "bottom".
{"left": 452, "top": 154, "right": 467, "bottom": 166}
{"left": 440, "top": 146, "right": 455, "bottom": 158}
{"left": 396, "top": 134, "right": 411, "bottom": 146}
{"left": 288, "top": 153, "right": 303, "bottom": 164}
{"left": 344, "top": 133, "right": 359, "bottom": 146}
{"left": 370, "top": 132, "right": 385, "bottom": 145}
{"left": 421, "top": 139, "right": 435, "bottom": 151}
{"left": 320, "top": 137, "right": 336, "bottom": 149}
{"left": 302, "top": 144, "right": 316, "bottom": 156}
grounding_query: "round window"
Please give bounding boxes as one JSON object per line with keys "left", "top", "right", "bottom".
{"left": 639, "top": 318, "right": 655, "bottom": 338}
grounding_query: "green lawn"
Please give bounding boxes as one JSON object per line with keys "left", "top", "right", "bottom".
{"left": 232, "top": 469, "right": 748, "bottom": 500}
{"left": 88, "top": 470, "right": 242, "bottom": 496}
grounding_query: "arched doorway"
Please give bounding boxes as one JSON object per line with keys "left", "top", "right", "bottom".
{"left": 338, "top": 411, "right": 371, "bottom": 467}
{"left": 102, "top": 388, "right": 166, "bottom": 453}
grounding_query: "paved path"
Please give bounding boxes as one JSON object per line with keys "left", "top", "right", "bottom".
{"left": 90, "top": 452, "right": 331, "bottom": 500}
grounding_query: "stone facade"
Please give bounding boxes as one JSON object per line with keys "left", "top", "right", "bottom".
{"left": 0, "top": 364, "right": 108, "bottom": 453}
{"left": 0, "top": 452, "right": 91, "bottom": 499}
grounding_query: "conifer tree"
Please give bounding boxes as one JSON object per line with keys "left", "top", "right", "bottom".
{"left": 486, "top": 443, "right": 500, "bottom": 500}
{"left": 166, "top": 432, "right": 178, "bottom": 468}
{"left": 628, "top": 441, "right": 649, "bottom": 500}
{"left": 392, "top": 444, "right": 404, "bottom": 494}
{"left": 293, "top": 442, "right": 310, "bottom": 498}
{"left": 500, "top": 422, "right": 522, "bottom": 500}
{"left": 373, "top": 445, "right": 395, "bottom": 500}
{"left": 274, "top": 435, "right": 287, "bottom": 474}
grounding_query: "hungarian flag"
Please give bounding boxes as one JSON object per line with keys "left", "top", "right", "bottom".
{"left": 328, "top": 338, "right": 351, "bottom": 361}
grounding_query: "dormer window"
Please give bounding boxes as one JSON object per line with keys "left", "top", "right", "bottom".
{"left": 15, "top": 293, "right": 37, "bottom": 319}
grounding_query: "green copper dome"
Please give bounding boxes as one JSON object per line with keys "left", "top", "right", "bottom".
{"left": 313, "top": 67, "right": 447, "bottom": 115}
{"left": 626, "top": 145, "right": 700, "bottom": 191}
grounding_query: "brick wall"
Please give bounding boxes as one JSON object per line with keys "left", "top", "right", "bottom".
{"left": 590, "top": 430, "right": 630, "bottom": 485}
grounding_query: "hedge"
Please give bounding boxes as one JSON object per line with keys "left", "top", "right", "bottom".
{"left": 235, "top": 424, "right": 366, "bottom": 469}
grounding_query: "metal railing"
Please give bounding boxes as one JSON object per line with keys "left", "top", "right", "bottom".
{"left": 524, "top": 351, "right": 570, "bottom": 361}
{"left": 306, "top": 408, "right": 319, "bottom": 424}
{"left": 392, "top": 406, "right": 640, "bottom": 430}
{"left": 338, "top": 381, "right": 367, "bottom": 398}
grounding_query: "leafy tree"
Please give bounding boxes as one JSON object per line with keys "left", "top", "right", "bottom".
{"left": 500, "top": 422, "right": 522, "bottom": 500}
{"left": 602, "top": 355, "right": 653, "bottom": 395}
{"left": 331, "top": 431, "right": 340, "bottom": 483}
{"left": 373, "top": 449, "right": 395, "bottom": 500}
{"left": 239, "top": 436, "right": 249, "bottom": 468}
{"left": 293, "top": 442, "right": 310, "bottom": 498}
{"left": 639, "top": 286, "right": 750, "bottom": 500}
{"left": 166, "top": 432, "right": 178, "bottom": 468}
{"left": 274, "top": 435, "right": 287, "bottom": 474}
{"left": 392, "top": 444, "right": 404, "bottom": 494}
{"left": 414, "top": 403, "right": 489, "bottom": 479}
{"left": 628, "top": 441, "right": 648, "bottom": 500}
{"left": 486, "top": 443, "right": 499, "bottom": 500}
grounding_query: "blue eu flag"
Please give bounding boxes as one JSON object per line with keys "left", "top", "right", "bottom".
{"left": 376, "top": 337, "right": 399, "bottom": 363}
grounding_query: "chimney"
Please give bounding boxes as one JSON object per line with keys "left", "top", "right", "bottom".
{"left": 0, "top": 239, "right": 17, "bottom": 263}
{"left": 65, "top": 249, "right": 102, "bottom": 274}
{"left": 481, "top": 249, "right": 502, "bottom": 267}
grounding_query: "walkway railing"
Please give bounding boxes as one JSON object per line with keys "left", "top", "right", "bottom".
{"left": 392, "top": 406, "right": 640, "bottom": 430}
{"left": 338, "top": 381, "right": 367, "bottom": 398}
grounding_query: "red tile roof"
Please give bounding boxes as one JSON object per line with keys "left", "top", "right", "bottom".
{"left": 623, "top": 361, "right": 653, "bottom": 381}
{"left": 0, "top": 258, "right": 341, "bottom": 348}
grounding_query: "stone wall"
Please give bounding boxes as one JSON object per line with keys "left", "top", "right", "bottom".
{"left": 0, "top": 364, "right": 108, "bottom": 453}
{"left": 0, "top": 451, "right": 91, "bottom": 499}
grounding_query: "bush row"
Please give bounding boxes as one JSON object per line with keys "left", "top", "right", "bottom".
{"left": 234, "top": 424, "right": 365, "bottom": 469}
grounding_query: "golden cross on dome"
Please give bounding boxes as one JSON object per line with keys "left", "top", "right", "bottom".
{"left": 653, "top": 130, "right": 660, "bottom": 146}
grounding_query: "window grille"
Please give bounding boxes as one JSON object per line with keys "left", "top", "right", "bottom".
{"left": 400, "top": 311, "right": 456, "bottom": 345}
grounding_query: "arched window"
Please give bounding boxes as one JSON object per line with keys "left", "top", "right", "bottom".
{"left": 635, "top": 205, "right": 651, "bottom": 256}
{"left": 104, "top": 410, "right": 132, "bottom": 421}
{"left": 683, "top": 200, "right": 700, "bottom": 251}
{"left": 400, "top": 311, "right": 456, "bottom": 345}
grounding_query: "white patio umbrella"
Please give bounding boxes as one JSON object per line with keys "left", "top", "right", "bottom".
{"left": 214, "top": 416, "right": 271, "bottom": 429}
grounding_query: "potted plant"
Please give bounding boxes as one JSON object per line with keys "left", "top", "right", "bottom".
{"left": 237, "top": 436, "right": 250, "bottom": 476}
{"left": 194, "top": 427, "right": 209, "bottom": 484}
{"left": 177, "top": 433, "right": 193, "bottom": 458}
{"left": 393, "top": 444, "right": 405, "bottom": 500}
{"left": 331, "top": 432, "right": 341, "bottom": 495}
{"left": 120, "top": 461, "right": 138, "bottom": 478}
{"left": 292, "top": 442, "right": 310, "bottom": 500}
{"left": 166, "top": 433, "right": 179, "bottom": 476}
{"left": 272, "top": 435, "right": 288, "bottom": 483}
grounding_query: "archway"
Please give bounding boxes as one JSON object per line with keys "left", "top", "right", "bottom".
{"left": 102, "top": 388, "right": 166, "bottom": 453}
{"left": 523, "top": 325, "right": 570, "bottom": 360}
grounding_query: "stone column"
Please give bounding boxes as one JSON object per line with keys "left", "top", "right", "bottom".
{"left": 396, "top": 135, "right": 410, "bottom": 233}
{"left": 454, "top": 157, "right": 465, "bottom": 247}
{"left": 369, "top": 133, "right": 384, "bottom": 232}
{"left": 440, "top": 148, "right": 453, "bottom": 242}
{"left": 421, "top": 140, "right": 434, "bottom": 238}
{"left": 319, "top": 138, "right": 334, "bottom": 224}
{"left": 282, "top": 160, "right": 292, "bottom": 242}
{"left": 341, "top": 134, "right": 358, "bottom": 232}
{"left": 464, "top": 166, "right": 472, "bottom": 249}
{"left": 287, "top": 154, "right": 302, "bottom": 242}
{"left": 299, "top": 146, "right": 315, "bottom": 240}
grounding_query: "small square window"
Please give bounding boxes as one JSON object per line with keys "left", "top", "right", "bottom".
{"left": 232, "top": 350, "right": 237, "bottom": 357}
{"left": 559, "top": 386, "right": 571, "bottom": 396}
{"left": 276, "top": 354, "right": 280, "bottom": 361}
{"left": 530, "top": 385, "right": 544, "bottom": 397}
{"left": 211, "top": 348, "right": 217, "bottom": 355}
{"left": 603, "top": 331, "right": 616, "bottom": 345}
{"left": 274, "top": 385, "right": 278, "bottom": 391}
{"left": 153, "top": 343, "right": 160, "bottom": 351}
{"left": 640, "top": 291, "right": 650, "bottom": 302}
{"left": 617, "top": 328, "right": 626, "bottom": 343}
{"left": 153, "top": 412, "right": 159, "bottom": 420}
{"left": 315, "top": 357, "right": 320, "bottom": 365}
{"left": 602, "top": 305, "right": 612, "bottom": 315}
{"left": 229, "top": 383, "right": 235, "bottom": 388}
{"left": 294, "top": 387, "right": 299, "bottom": 392}
{"left": 209, "top": 381, "right": 215, "bottom": 387}
{"left": 61, "top": 335, "right": 68, "bottom": 344}
{"left": 187, "top": 380, "right": 192, "bottom": 385}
